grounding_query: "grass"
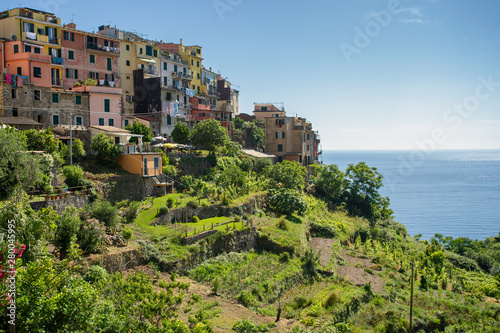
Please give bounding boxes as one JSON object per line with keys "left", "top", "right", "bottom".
{"left": 256, "top": 215, "right": 309, "bottom": 253}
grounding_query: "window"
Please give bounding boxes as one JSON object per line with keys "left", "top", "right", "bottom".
{"left": 104, "top": 99, "right": 110, "bottom": 112}
{"left": 174, "top": 65, "right": 177, "bottom": 72}
{"left": 126, "top": 60, "right": 130, "bottom": 66}
{"left": 299, "top": 156, "right": 302, "bottom": 163}
{"left": 146, "top": 45, "right": 152, "bottom": 56}
{"left": 108, "top": 118, "right": 114, "bottom": 126}
{"left": 124, "top": 119, "right": 129, "bottom": 127}
{"left": 37, "top": 28, "right": 43, "bottom": 35}
{"left": 68, "top": 50, "right": 74, "bottom": 60}
{"left": 66, "top": 68, "right": 73, "bottom": 78}
{"left": 139, "top": 48, "right": 143, "bottom": 54}
{"left": 275, "top": 132, "right": 285, "bottom": 139}
{"left": 154, "top": 157, "right": 160, "bottom": 169}
{"left": 104, "top": 40, "right": 108, "bottom": 47}
{"left": 154, "top": 49, "right": 158, "bottom": 57}
{"left": 167, "top": 115, "right": 171, "bottom": 125}
{"left": 89, "top": 54, "right": 95, "bottom": 63}
{"left": 98, "top": 118, "right": 104, "bottom": 126}
{"left": 277, "top": 144, "right": 283, "bottom": 152}
{"left": 197, "top": 49, "right": 201, "bottom": 54}
{"left": 197, "top": 73, "right": 200, "bottom": 79}
{"left": 74, "top": 69, "right": 78, "bottom": 79}
{"left": 163, "top": 76, "right": 167, "bottom": 86}
{"left": 24, "top": 45, "right": 31, "bottom": 52}
{"left": 23, "top": 22, "right": 34, "bottom": 32}
{"left": 34, "top": 67, "right": 42, "bottom": 77}
{"left": 75, "top": 95, "right": 82, "bottom": 105}
{"left": 13, "top": 45, "right": 19, "bottom": 53}
{"left": 17, "top": 67, "right": 22, "bottom": 75}
{"left": 107, "top": 58, "right": 112, "bottom": 71}
{"left": 89, "top": 71, "right": 99, "bottom": 80}
{"left": 228, "top": 124, "right": 231, "bottom": 132}
{"left": 197, "top": 61, "right": 199, "bottom": 67}
{"left": 34, "top": 47, "right": 40, "bottom": 54}
{"left": 278, "top": 156, "right": 283, "bottom": 163}
{"left": 126, "top": 44, "right": 129, "bottom": 51}
{"left": 75, "top": 116, "right": 82, "bottom": 125}
{"left": 52, "top": 93, "right": 59, "bottom": 103}
{"left": 12, "top": 108, "right": 18, "bottom": 117}
{"left": 163, "top": 62, "right": 167, "bottom": 70}
{"left": 63, "top": 31, "right": 74, "bottom": 41}
{"left": 191, "top": 59, "right": 193, "bottom": 66}
{"left": 34, "top": 90, "right": 40, "bottom": 101}
{"left": 114, "top": 137, "right": 120, "bottom": 144}
{"left": 53, "top": 114, "right": 59, "bottom": 125}
{"left": 64, "top": 31, "right": 69, "bottom": 40}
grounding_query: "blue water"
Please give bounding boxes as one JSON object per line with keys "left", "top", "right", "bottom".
{"left": 321, "top": 150, "right": 500, "bottom": 240}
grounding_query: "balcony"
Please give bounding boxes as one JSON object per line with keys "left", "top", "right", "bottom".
{"left": 163, "top": 84, "right": 185, "bottom": 91}
{"left": 207, "top": 90, "right": 219, "bottom": 98}
{"left": 172, "top": 71, "right": 192, "bottom": 80}
{"left": 51, "top": 56, "right": 63, "bottom": 65}
{"left": 86, "top": 42, "right": 120, "bottom": 54}
{"left": 49, "top": 38, "right": 60, "bottom": 45}
{"left": 144, "top": 68, "right": 159, "bottom": 76}
{"left": 52, "top": 78, "right": 63, "bottom": 86}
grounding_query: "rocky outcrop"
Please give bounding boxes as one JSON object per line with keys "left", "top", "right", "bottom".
{"left": 87, "top": 248, "right": 144, "bottom": 273}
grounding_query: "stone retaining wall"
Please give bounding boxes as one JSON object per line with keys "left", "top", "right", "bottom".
{"left": 30, "top": 195, "right": 89, "bottom": 214}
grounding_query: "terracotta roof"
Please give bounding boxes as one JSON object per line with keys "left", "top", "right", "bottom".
{"left": 0, "top": 117, "right": 42, "bottom": 126}
{"left": 88, "top": 125, "right": 130, "bottom": 133}
{"left": 134, "top": 115, "right": 160, "bottom": 122}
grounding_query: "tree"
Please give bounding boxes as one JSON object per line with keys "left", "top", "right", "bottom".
{"left": 0, "top": 128, "right": 44, "bottom": 198}
{"left": 90, "top": 132, "right": 122, "bottom": 165}
{"left": 62, "top": 165, "right": 85, "bottom": 188}
{"left": 171, "top": 122, "right": 190, "bottom": 144}
{"left": 265, "top": 160, "right": 306, "bottom": 191}
{"left": 267, "top": 188, "right": 308, "bottom": 216}
{"left": 343, "top": 162, "right": 393, "bottom": 222}
{"left": 190, "top": 119, "right": 230, "bottom": 151}
{"left": 125, "top": 121, "right": 153, "bottom": 143}
{"left": 313, "top": 164, "right": 346, "bottom": 206}
{"left": 22, "top": 128, "right": 59, "bottom": 154}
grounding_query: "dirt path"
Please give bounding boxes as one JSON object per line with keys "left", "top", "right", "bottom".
{"left": 308, "top": 237, "right": 335, "bottom": 268}
{"left": 337, "top": 250, "right": 385, "bottom": 294}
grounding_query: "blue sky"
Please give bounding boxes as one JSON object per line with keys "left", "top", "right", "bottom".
{"left": 6, "top": 0, "right": 500, "bottom": 150}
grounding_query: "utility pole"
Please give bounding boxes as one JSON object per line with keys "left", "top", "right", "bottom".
{"left": 70, "top": 108, "right": 73, "bottom": 165}
{"left": 410, "top": 261, "right": 414, "bottom": 332}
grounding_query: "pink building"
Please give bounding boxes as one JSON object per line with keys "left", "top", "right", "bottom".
{"left": 73, "top": 85, "right": 122, "bottom": 127}
{"left": 61, "top": 23, "right": 120, "bottom": 90}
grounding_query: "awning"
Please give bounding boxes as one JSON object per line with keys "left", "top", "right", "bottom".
{"left": 138, "top": 57, "right": 156, "bottom": 64}
{"left": 24, "top": 42, "right": 43, "bottom": 49}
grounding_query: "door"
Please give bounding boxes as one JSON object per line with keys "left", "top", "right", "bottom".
{"left": 143, "top": 158, "right": 148, "bottom": 176}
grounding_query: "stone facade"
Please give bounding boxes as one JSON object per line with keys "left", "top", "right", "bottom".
{"left": 30, "top": 194, "right": 89, "bottom": 214}
{"left": 0, "top": 81, "right": 89, "bottom": 128}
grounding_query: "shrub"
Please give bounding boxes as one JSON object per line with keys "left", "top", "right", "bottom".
{"left": 78, "top": 218, "right": 106, "bottom": 253}
{"left": 89, "top": 201, "right": 118, "bottom": 229}
{"left": 115, "top": 199, "right": 130, "bottom": 208}
{"left": 279, "top": 252, "right": 290, "bottom": 263}
{"left": 309, "top": 222, "right": 337, "bottom": 238}
{"left": 192, "top": 216, "right": 200, "bottom": 223}
{"left": 211, "top": 276, "right": 221, "bottom": 294}
{"left": 277, "top": 217, "right": 289, "bottom": 230}
{"left": 157, "top": 206, "right": 169, "bottom": 216}
{"left": 324, "top": 290, "right": 341, "bottom": 308}
{"left": 121, "top": 227, "right": 133, "bottom": 240}
{"left": 83, "top": 265, "right": 108, "bottom": 284}
{"left": 167, "top": 197, "right": 175, "bottom": 208}
{"left": 55, "top": 207, "right": 81, "bottom": 257}
{"left": 186, "top": 200, "right": 200, "bottom": 209}
{"left": 447, "top": 252, "right": 481, "bottom": 272}
{"left": 62, "top": 165, "right": 85, "bottom": 188}
{"left": 266, "top": 189, "right": 308, "bottom": 216}
{"left": 123, "top": 201, "right": 140, "bottom": 223}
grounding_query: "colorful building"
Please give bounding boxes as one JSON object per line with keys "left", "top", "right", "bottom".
{"left": 73, "top": 85, "right": 122, "bottom": 127}
{"left": 263, "top": 111, "right": 317, "bottom": 166}
{"left": 61, "top": 23, "right": 121, "bottom": 90}
{"left": 0, "top": 8, "right": 63, "bottom": 89}
{"left": 253, "top": 103, "right": 285, "bottom": 120}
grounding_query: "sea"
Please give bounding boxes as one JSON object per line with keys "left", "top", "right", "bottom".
{"left": 321, "top": 150, "right": 500, "bottom": 240}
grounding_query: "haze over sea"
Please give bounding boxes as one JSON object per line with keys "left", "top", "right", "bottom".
{"left": 322, "top": 150, "right": 500, "bottom": 240}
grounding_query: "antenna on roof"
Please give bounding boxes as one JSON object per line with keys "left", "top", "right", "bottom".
{"left": 70, "top": 13, "right": 75, "bottom": 22}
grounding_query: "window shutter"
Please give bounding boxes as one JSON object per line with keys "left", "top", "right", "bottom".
{"left": 275, "top": 132, "right": 278, "bottom": 139}
{"left": 74, "top": 70, "right": 78, "bottom": 79}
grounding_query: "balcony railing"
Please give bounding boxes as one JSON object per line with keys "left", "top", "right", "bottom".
{"left": 49, "top": 38, "right": 59, "bottom": 45}
{"left": 51, "top": 56, "right": 63, "bottom": 65}
{"left": 172, "top": 71, "right": 192, "bottom": 80}
{"left": 86, "top": 42, "right": 120, "bottom": 54}
{"left": 207, "top": 90, "right": 219, "bottom": 97}
{"left": 144, "top": 68, "right": 159, "bottom": 76}
{"left": 52, "top": 78, "right": 62, "bottom": 86}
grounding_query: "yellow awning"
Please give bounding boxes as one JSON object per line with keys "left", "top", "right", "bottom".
{"left": 138, "top": 57, "right": 156, "bottom": 64}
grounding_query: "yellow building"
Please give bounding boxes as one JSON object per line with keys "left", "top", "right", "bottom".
{"left": 178, "top": 42, "right": 203, "bottom": 96}
{"left": 0, "top": 7, "right": 63, "bottom": 88}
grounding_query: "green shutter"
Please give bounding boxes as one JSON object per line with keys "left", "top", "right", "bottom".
{"left": 107, "top": 58, "right": 112, "bottom": 70}
{"left": 104, "top": 99, "right": 110, "bottom": 112}
{"left": 74, "top": 69, "right": 78, "bottom": 79}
